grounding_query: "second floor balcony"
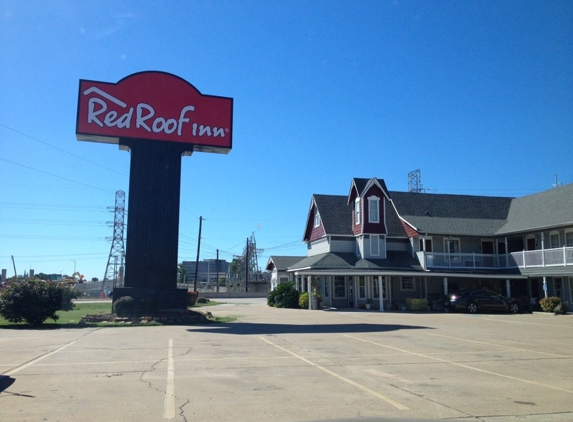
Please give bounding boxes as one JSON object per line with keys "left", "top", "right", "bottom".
{"left": 418, "top": 246, "right": 573, "bottom": 271}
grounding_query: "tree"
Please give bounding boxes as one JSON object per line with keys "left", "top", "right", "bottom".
{"left": 177, "top": 263, "right": 188, "bottom": 284}
{"left": 0, "top": 280, "right": 82, "bottom": 325}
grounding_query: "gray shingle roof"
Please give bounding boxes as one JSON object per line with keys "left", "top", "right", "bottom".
{"left": 266, "top": 256, "right": 305, "bottom": 271}
{"left": 288, "top": 251, "right": 424, "bottom": 273}
{"left": 312, "top": 180, "right": 573, "bottom": 238}
{"left": 497, "top": 183, "right": 573, "bottom": 234}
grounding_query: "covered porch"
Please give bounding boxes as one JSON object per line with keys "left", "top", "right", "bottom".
{"left": 292, "top": 270, "right": 529, "bottom": 311}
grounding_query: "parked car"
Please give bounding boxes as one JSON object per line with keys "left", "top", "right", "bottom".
{"left": 446, "top": 289, "right": 521, "bottom": 314}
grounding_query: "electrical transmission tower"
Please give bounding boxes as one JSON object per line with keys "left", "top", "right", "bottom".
{"left": 235, "top": 233, "right": 263, "bottom": 292}
{"left": 408, "top": 169, "right": 424, "bottom": 193}
{"left": 102, "top": 190, "right": 126, "bottom": 291}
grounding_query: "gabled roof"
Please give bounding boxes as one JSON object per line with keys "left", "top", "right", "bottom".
{"left": 313, "top": 194, "right": 353, "bottom": 236}
{"left": 265, "top": 256, "right": 305, "bottom": 272}
{"left": 389, "top": 191, "right": 512, "bottom": 236}
{"left": 348, "top": 177, "right": 390, "bottom": 204}
{"left": 389, "top": 184, "right": 573, "bottom": 237}
{"left": 287, "top": 251, "right": 424, "bottom": 273}
{"left": 306, "top": 179, "right": 573, "bottom": 240}
{"left": 497, "top": 183, "right": 573, "bottom": 234}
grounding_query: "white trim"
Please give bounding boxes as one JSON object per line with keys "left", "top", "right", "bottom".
{"left": 368, "top": 195, "right": 380, "bottom": 223}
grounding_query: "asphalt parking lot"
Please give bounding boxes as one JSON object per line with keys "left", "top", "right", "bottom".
{"left": 1, "top": 298, "right": 572, "bottom": 422}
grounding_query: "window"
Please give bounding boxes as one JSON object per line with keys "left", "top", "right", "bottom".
{"left": 401, "top": 277, "right": 414, "bottom": 291}
{"left": 355, "top": 198, "right": 360, "bottom": 224}
{"left": 444, "top": 238, "right": 460, "bottom": 254}
{"left": 314, "top": 210, "right": 320, "bottom": 228}
{"left": 334, "top": 276, "right": 346, "bottom": 298}
{"left": 371, "top": 234, "right": 380, "bottom": 256}
{"left": 566, "top": 231, "right": 573, "bottom": 247}
{"left": 550, "top": 231, "right": 560, "bottom": 248}
{"left": 555, "top": 278, "right": 563, "bottom": 298}
{"left": 419, "top": 238, "right": 432, "bottom": 252}
{"left": 368, "top": 196, "right": 379, "bottom": 223}
{"left": 358, "top": 277, "right": 366, "bottom": 299}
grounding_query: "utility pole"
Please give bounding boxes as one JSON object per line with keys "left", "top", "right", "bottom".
{"left": 216, "top": 249, "right": 220, "bottom": 293}
{"left": 11, "top": 255, "right": 17, "bottom": 278}
{"left": 193, "top": 216, "right": 203, "bottom": 292}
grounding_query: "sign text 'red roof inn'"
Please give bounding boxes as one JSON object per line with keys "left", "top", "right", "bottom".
{"left": 76, "top": 71, "right": 233, "bottom": 154}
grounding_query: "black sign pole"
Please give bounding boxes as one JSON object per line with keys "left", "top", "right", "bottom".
{"left": 115, "top": 138, "right": 192, "bottom": 309}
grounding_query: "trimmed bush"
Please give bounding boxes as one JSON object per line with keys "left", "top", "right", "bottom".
{"left": 539, "top": 296, "right": 562, "bottom": 313}
{"left": 540, "top": 296, "right": 568, "bottom": 314}
{"left": 0, "top": 280, "right": 82, "bottom": 325}
{"left": 299, "top": 292, "right": 309, "bottom": 309}
{"left": 267, "top": 282, "right": 299, "bottom": 308}
{"left": 113, "top": 296, "right": 136, "bottom": 316}
{"left": 405, "top": 298, "right": 428, "bottom": 311}
{"left": 196, "top": 297, "right": 210, "bottom": 304}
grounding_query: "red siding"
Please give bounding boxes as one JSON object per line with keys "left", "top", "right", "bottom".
{"left": 362, "top": 185, "right": 387, "bottom": 235}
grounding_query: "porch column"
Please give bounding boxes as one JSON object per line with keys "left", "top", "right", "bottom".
{"left": 443, "top": 277, "right": 448, "bottom": 295}
{"left": 328, "top": 276, "right": 333, "bottom": 308}
{"left": 308, "top": 276, "right": 312, "bottom": 310}
{"left": 505, "top": 279, "right": 511, "bottom": 297}
{"left": 378, "top": 276, "right": 384, "bottom": 312}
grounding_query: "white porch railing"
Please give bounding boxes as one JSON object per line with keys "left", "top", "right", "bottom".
{"left": 419, "top": 246, "right": 573, "bottom": 270}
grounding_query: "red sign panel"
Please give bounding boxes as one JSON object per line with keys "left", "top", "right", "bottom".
{"left": 76, "top": 71, "right": 233, "bottom": 153}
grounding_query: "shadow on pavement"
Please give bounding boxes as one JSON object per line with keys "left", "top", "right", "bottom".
{"left": 188, "top": 322, "right": 432, "bottom": 335}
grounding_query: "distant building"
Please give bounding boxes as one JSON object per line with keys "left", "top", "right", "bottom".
{"left": 182, "top": 259, "right": 230, "bottom": 284}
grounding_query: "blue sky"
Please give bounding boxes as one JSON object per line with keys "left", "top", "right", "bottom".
{"left": 1, "top": 0, "right": 572, "bottom": 280}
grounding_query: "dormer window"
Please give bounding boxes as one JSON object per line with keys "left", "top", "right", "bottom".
{"left": 355, "top": 198, "right": 360, "bottom": 224}
{"left": 314, "top": 210, "right": 321, "bottom": 228}
{"left": 368, "top": 196, "right": 380, "bottom": 223}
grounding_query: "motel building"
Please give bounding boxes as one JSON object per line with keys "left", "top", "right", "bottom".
{"left": 267, "top": 177, "right": 573, "bottom": 312}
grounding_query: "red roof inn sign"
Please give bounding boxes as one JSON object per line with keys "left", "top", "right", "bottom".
{"left": 76, "top": 71, "right": 233, "bottom": 153}
{"left": 76, "top": 72, "right": 233, "bottom": 309}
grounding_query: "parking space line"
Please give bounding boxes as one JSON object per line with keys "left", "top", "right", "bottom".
{"left": 163, "top": 339, "right": 175, "bottom": 420}
{"left": 4, "top": 340, "right": 78, "bottom": 376}
{"left": 344, "top": 334, "right": 573, "bottom": 394}
{"left": 424, "top": 332, "right": 573, "bottom": 358}
{"left": 259, "top": 336, "right": 409, "bottom": 410}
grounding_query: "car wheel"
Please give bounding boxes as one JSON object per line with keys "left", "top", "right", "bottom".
{"left": 467, "top": 302, "right": 478, "bottom": 314}
{"left": 509, "top": 302, "right": 519, "bottom": 314}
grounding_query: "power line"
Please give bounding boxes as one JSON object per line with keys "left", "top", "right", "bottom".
{"left": 0, "top": 157, "right": 115, "bottom": 193}
{"left": 0, "top": 122, "right": 126, "bottom": 176}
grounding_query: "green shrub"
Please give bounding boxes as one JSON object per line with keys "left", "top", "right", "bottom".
{"left": 113, "top": 296, "right": 136, "bottom": 316}
{"left": 406, "top": 298, "right": 428, "bottom": 311}
{"left": 267, "top": 282, "right": 299, "bottom": 308}
{"left": 539, "top": 296, "right": 562, "bottom": 313}
{"left": 0, "top": 280, "right": 82, "bottom": 325}
{"left": 196, "top": 297, "right": 210, "bottom": 304}
{"left": 552, "top": 301, "right": 569, "bottom": 315}
{"left": 299, "top": 292, "right": 309, "bottom": 309}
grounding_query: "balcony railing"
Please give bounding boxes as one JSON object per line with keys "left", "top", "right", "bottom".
{"left": 418, "top": 246, "right": 573, "bottom": 270}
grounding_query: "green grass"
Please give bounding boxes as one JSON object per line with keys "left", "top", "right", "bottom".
{"left": 0, "top": 301, "right": 234, "bottom": 328}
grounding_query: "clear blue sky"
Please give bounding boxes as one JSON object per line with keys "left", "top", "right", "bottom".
{"left": 1, "top": 1, "right": 572, "bottom": 280}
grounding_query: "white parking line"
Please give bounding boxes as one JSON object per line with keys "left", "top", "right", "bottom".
{"left": 424, "top": 332, "right": 573, "bottom": 358}
{"left": 259, "top": 336, "right": 409, "bottom": 410}
{"left": 164, "top": 339, "right": 175, "bottom": 420}
{"left": 5, "top": 340, "right": 78, "bottom": 376}
{"left": 344, "top": 334, "right": 573, "bottom": 395}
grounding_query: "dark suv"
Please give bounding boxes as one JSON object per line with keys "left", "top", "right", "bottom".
{"left": 446, "top": 289, "right": 521, "bottom": 314}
